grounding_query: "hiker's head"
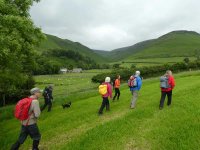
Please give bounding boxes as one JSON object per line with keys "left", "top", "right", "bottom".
{"left": 48, "top": 85, "right": 53, "bottom": 90}
{"left": 135, "top": 71, "right": 140, "bottom": 76}
{"left": 166, "top": 70, "right": 172, "bottom": 76}
{"left": 30, "top": 87, "right": 42, "bottom": 98}
{"left": 105, "top": 77, "right": 111, "bottom": 83}
{"left": 117, "top": 75, "right": 120, "bottom": 79}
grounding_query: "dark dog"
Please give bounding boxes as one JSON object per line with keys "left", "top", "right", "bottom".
{"left": 62, "top": 102, "right": 71, "bottom": 109}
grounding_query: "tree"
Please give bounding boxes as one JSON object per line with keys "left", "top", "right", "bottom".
{"left": 195, "top": 49, "right": 200, "bottom": 61}
{"left": 0, "top": 0, "right": 44, "bottom": 106}
{"left": 113, "top": 64, "right": 120, "bottom": 69}
{"left": 68, "top": 65, "right": 73, "bottom": 71}
{"left": 130, "top": 64, "right": 136, "bottom": 69}
{"left": 183, "top": 57, "right": 190, "bottom": 64}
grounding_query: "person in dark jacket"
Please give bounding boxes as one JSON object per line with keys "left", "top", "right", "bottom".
{"left": 41, "top": 85, "right": 53, "bottom": 112}
{"left": 159, "top": 70, "right": 175, "bottom": 110}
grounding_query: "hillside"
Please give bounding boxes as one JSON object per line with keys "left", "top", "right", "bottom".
{"left": 38, "top": 34, "right": 107, "bottom": 63}
{"left": 94, "top": 30, "right": 200, "bottom": 62}
{"left": 1, "top": 71, "right": 200, "bottom": 149}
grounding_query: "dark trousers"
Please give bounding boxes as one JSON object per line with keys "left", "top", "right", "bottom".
{"left": 99, "top": 97, "right": 110, "bottom": 114}
{"left": 159, "top": 90, "right": 172, "bottom": 108}
{"left": 41, "top": 98, "right": 52, "bottom": 112}
{"left": 11, "top": 124, "right": 41, "bottom": 150}
{"left": 113, "top": 88, "right": 120, "bottom": 100}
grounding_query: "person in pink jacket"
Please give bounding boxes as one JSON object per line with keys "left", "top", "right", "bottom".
{"left": 98, "top": 77, "right": 112, "bottom": 115}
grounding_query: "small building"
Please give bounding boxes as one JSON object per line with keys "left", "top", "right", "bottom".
{"left": 60, "top": 68, "right": 68, "bottom": 74}
{"left": 72, "top": 68, "right": 83, "bottom": 73}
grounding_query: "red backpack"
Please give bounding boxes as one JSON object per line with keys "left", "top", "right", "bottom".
{"left": 14, "top": 97, "right": 33, "bottom": 121}
{"left": 128, "top": 76, "right": 137, "bottom": 87}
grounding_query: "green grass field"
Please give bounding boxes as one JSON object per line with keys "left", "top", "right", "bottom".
{"left": 116, "top": 57, "right": 196, "bottom": 68}
{"left": 1, "top": 71, "right": 200, "bottom": 150}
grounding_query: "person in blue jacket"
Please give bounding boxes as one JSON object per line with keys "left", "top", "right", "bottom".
{"left": 130, "top": 71, "right": 142, "bottom": 109}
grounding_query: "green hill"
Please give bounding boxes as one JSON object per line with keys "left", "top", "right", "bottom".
{"left": 1, "top": 71, "right": 200, "bottom": 149}
{"left": 36, "top": 31, "right": 200, "bottom": 70}
{"left": 38, "top": 34, "right": 107, "bottom": 63}
{"left": 33, "top": 34, "right": 109, "bottom": 74}
{"left": 95, "top": 30, "right": 200, "bottom": 62}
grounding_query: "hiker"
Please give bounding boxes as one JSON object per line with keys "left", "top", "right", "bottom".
{"left": 41, "top": 85, "right": 53, "bottom": 112}
{"left": 113, "top": 75, "right": 121, "bottom": 101}
{"left": 98, "top": 77, "right": 112, "bottom": 115}
{"left": 129, "top": 71, "right": 142, "bottom": 109}
{"left": 11, "top": 88, "right": 42, "bottom": 150}
{"left": 159, "top": 70, "right": 175, "bottom": 110}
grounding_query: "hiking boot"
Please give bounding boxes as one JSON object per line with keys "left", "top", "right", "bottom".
{"left": 159, "top": 107, "right": 163, "bottom": 110}
{"left": 130, "top": 106, "right": 135, "bottom": 109}
{"left": 98, "top": 112, "right": 103, "bottom": 116}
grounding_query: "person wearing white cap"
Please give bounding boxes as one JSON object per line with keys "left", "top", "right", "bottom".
{"left": 129, "top": 71, "right": 142, "bottom": 109}
{"left": 11, "top": 87, "right": 42, "bottom": 150}
{"left": 98, "top": 77, "right": 112, "bottom": 115}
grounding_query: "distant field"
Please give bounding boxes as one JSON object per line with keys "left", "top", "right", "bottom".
{"left": 34, "top": 70, "right": 111, "bottom": 103}
{"left": 117, "top": 57, "right": 196, "bottom": 68}
{"left": 1, "top": 71, "right": 200, "bottom": 150}
{"left": 34, "top": 72, "right": 99, "bottom": 103}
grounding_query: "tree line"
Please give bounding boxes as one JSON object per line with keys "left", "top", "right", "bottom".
{"left": 92, "top": 60, "right": 200, "bottom": 83}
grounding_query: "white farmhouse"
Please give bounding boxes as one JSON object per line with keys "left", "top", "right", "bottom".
{"left": 60, "top": 68, "right": 68, "bottom": 74}
{"left": 72, "top": 68, "right": 83, "bottom": 73}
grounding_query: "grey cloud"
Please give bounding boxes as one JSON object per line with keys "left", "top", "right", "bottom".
{"left": 30, "top": 0, "right": 200, "bottom": 50}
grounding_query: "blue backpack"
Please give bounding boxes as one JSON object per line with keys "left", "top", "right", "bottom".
{"left": 160, "top": 76, "right": 170, "bottom": 88}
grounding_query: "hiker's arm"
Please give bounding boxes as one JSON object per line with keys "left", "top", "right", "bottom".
{"left": 137, "top": 78, "right": 142, "bottom": 90}
{"left": 169, "top": 76, "right": 175, "bottom": 89}
{"left": 33, "top": 100, "right": 41, "bottom": 118}
{"left": 49, "top": 90, "right": 53, "bottom": 99}
{"left": 109, "top": 85, "right": 112, "bottom": 98}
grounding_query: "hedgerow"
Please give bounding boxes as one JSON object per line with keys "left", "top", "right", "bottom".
{"left": 92, "top": 61, "right": 200, "bottom": 83}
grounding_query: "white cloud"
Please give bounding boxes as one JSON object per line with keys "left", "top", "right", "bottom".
{"left": 30, "top": 0, "right": 200, "bottom": 50}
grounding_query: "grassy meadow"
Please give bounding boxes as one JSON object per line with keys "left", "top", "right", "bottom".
{"left": 1, "top": 71, "right": 200, "bottom": 150}
{"left": 116, "top": 57, "right": 196, "bottom": 68}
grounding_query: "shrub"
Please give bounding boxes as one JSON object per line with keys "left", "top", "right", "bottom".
{"left": 92, "top": 61, "right": 200, "bottom": 83}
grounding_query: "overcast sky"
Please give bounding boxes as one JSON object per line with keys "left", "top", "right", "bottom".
{"left": 30, "top": 0, "right": 200, "bottom": 50}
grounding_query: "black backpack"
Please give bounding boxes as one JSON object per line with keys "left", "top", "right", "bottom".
{"left": 43, "top": 87, "right": 48, "bottom": 97}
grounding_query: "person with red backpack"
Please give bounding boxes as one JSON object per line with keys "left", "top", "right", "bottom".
{"left": 98, "top": 77, "right": 112, "bottom": 115}
{"left": 11, "top": 88, "right": 42, "bottom": 150}
{"left": 159, "top": 70, "right": 175, "bottom": 110}
{"left": 129, "top": 71, "right": 142, "bottom": 109}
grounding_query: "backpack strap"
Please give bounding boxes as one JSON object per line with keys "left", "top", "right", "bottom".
{"left": 25, "top": 111, "right": 33, "bottom": 126}
{"left": 25, "top": 98, "right": 34, "bottom": 126}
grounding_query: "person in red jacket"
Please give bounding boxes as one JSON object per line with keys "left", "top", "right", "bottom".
{"left": 98, "top": 77, "right": 112, "bottom": 115}
{"left": 113, "top": 75, "right": 121, "bottom": 101}
{"left": 159, "top": 70, "right": 175, "bottom": 110}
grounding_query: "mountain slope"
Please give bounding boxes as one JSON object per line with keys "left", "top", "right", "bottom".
{"left": 38, "top": 34, "right": 107, "bottom": 63}
{"left": 95, "top": 30, "right": 200, "bottom": 61}
{"left": 128, "top": 30, "right": 200, "bottom": 59}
